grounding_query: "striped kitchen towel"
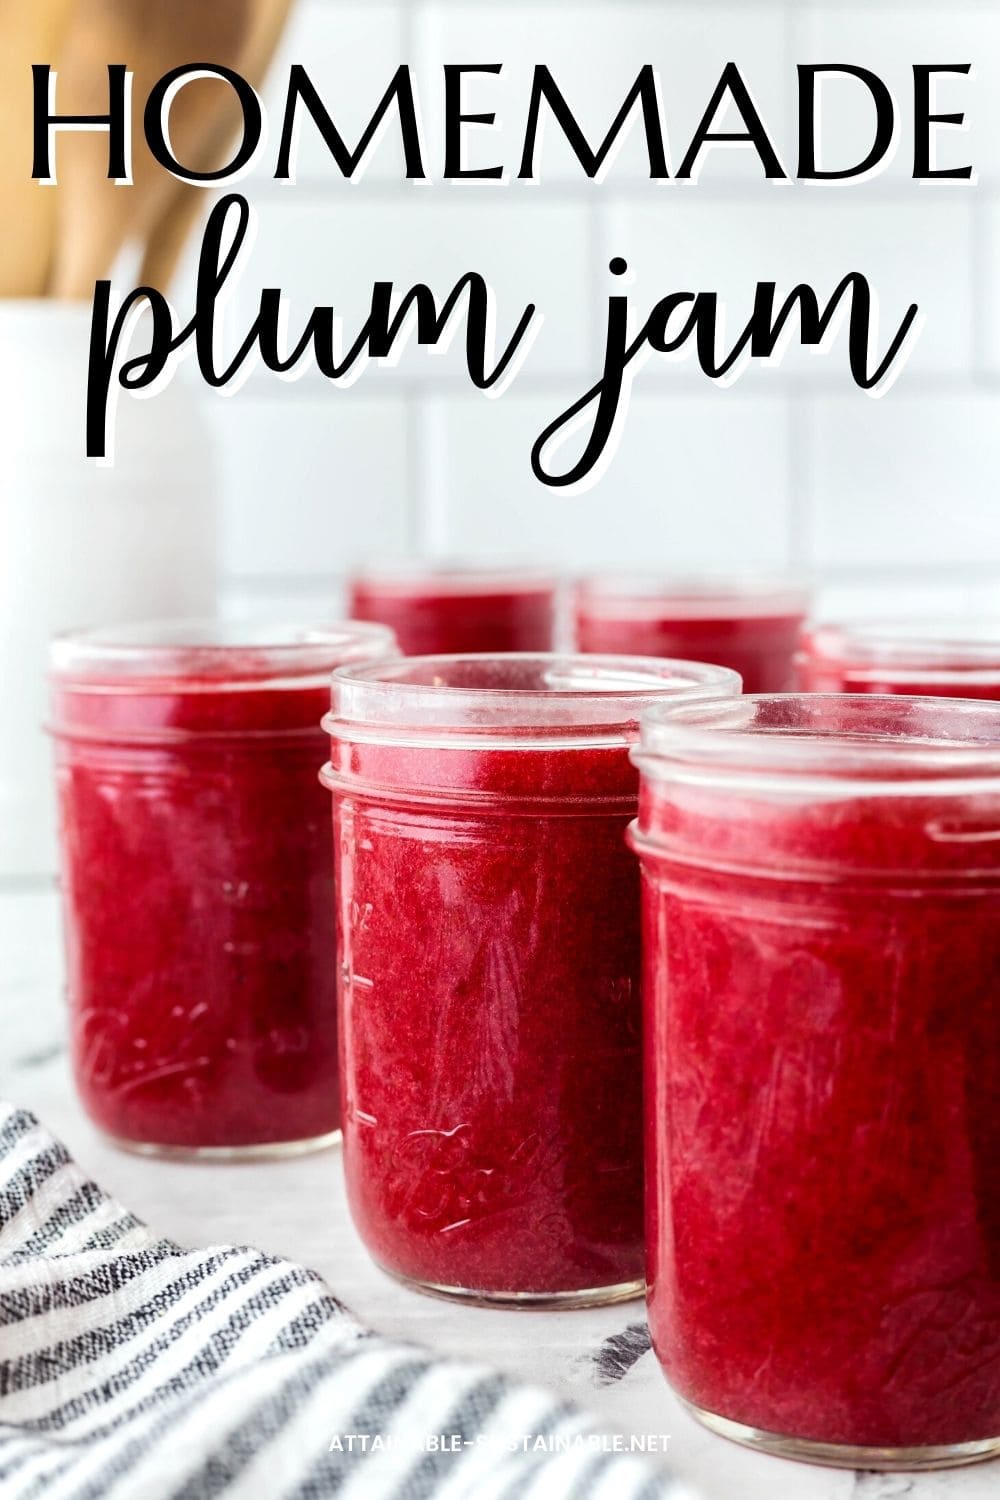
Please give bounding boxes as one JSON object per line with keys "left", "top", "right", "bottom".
{"left": 0, "top": 1104, "right": 689, "bottom": 1500}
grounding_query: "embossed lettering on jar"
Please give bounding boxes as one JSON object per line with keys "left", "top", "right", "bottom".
{"left": 50, "top": 619, "right": 397, "bottom": 1158}
{"left": 322, "top": 653, "right": 740, "bottom": 1306}
{"left": 631, "top": 694, "right": 1000, "bottom": 1469}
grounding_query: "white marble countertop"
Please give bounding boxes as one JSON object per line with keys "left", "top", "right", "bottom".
{"left": 1, "top": 886, "right": 997, "bottom": 1500}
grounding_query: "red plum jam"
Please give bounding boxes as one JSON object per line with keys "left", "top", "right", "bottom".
{"left": 322, "top": 653, "right": 740, "bottom": 1305}
{"left": 631, "top": 693, "right": 1000, "bottom": 1468}
{"left": 50, "top": 619, "right": 397, "bottom": 1158}
{"left": 574, "top": 577, "right": 810, "bottom": 693}
{"left": 799, "top": 621, "right": 1000, "bottom": 701}
{"left": 348, "top": 564, "right": 557, "bottom": 656}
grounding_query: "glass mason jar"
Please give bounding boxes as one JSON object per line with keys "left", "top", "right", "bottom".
{"left": 799, "top": 621, "right": 1000, "bottom": 700}
{"left": 322, "top": 654, "right": 740, "bottom": 1306}
{"left": 348, "top": 562, "right": 558, "bottom": 656}
{"left": 573, "top": 577, "right": 810, "bottom": 693}
{"left": 631, "top": 694, "right": 1000, "bottom": 1469}
{"left": 50, "top": 619, "right": 397, "bottom": 1159}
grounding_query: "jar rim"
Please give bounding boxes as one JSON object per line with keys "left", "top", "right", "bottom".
{"left": 327, "top": 652, "right": 741, "bottom": 742}
{"left": 803, "top": 620, "right": 1000, "bottom": 677}
{"left": 51, "top": 617, "right": 398, "bottom": 689}
{"left": 573, "top": 573, "right": 811, "bottom": 620}
{"left": 350, "top": 559, "right": 558, "bottom": 597}
{"left": 636, "top": 693, "right": 1000, "bottom": 783}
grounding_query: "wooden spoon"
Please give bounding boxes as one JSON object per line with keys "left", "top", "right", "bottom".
{"left": 0, "top": 0, "right": 77, "bottom": 297}
{"left": 139, "top": 0, "right": 296, "bottom": 291}
{"left": 49, "top": 0, "right": 292, "bottom": 299}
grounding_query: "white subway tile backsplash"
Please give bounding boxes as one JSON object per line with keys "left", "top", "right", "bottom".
{"left": 806, "top": 394, "right": 1000, "bottom": 568}
{"left": 168, "top": 1, "right": 996, "bottom": 595}
{"left": 811, "top": 579, "right": 989, "bottom": 624}
{"left": 426, "top": 389, "right": 792, "bottom": 570}
{"left": 963, "top": 577, "right": 1000, "bottom": 614}
{"left": 208, "top": 394, "right": 410, "bottom": 578}
{"left": 221, "top": 576, "right": 349, "bottom": 621}
{"left": 979, "top": 201, "right": 1000, "bottom": 375}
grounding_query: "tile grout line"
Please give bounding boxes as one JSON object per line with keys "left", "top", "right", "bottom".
{"left": 970, "top": 195, "right": 990, "bottom": 380}
{"left": 786, "top": 396, "right": 812, "bottom": 575}
{"left": 782, "top": 0, "right": 809, "bottom": 579}
{"left": 399, "top": 0, "right": 429, "bottom": 555}
{"left": 225, "top": 556, "right": 1000, "bottom": 592}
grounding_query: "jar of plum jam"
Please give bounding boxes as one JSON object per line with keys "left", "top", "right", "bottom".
{"left": 799, "top": 621, "right": 1000, "bottom": 700}
{"left": 322, "top": 654, "right": 740, "bottom": 1306}
{"left": 631, "top": 694, "right": 1000, "bottom": 1468}
{"left": 50, "top": 619, "right": 397, "bottom": 1159}
{"left": 574, "top": 577, "right": 810, "bottom": 692}
{"left": 348, "top": 563, "right": 558, "bottom": 655}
